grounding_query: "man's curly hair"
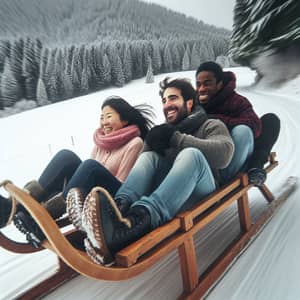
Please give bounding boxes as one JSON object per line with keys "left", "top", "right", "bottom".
{"left": 159, "top": 77, "right": 196, "bottom": 107}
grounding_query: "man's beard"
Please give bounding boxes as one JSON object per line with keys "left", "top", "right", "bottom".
{"left": 165, "top": 104, "right": 189, "bottom": 125}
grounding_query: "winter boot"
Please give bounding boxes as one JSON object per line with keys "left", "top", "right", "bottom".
{"left": 14, "top": 192, "right": 67, "bottom": 248}
{"left": 248, "top": 168, "right": 267, "bottom": 186}
{"left": 14, "top": 181, "right": 67, "bottom": 248}
{"left": 43, "top": 192, "right": 66, "bottom": 219}
{"left": 248, "top": 113, "right": 280, "bottom": 186}
{"left": 23, "top": 180, "right": 47, "bottom": 203}
{"left": 0, "top": 194, "right": 13, "bottom": 228}
{"left": 82, "top": 187, "right": 151, "bottom": 265}
{"left": 66, "top": 188, "right": 85, "bottom": 231}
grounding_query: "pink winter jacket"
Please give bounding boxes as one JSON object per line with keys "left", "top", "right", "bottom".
{"left": 90, "top": 136, "right": 143, "bottom": 182}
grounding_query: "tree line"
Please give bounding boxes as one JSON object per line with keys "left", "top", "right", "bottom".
{"left": 0, "top": 0, "right": 230, "bottom": 114}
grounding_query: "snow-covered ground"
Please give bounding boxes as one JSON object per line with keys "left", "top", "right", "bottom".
{"left": 0, "top": 67, "right": 299, "bottom": 300}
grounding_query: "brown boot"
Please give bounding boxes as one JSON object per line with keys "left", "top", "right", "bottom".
{"left": 43, "top": 192, "right": 66, "bottom": 220}
{"left": 23, "top": 180, "right": 46, "bottom": 203}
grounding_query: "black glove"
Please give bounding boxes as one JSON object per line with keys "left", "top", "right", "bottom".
{"left": 146, "top": 124, "right": 175, "bottom": 154}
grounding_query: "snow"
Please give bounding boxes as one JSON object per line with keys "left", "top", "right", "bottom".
{"left": 0, "top": 67, "right": 300, "bottom": 300}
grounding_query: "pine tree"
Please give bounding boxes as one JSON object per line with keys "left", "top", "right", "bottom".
{"left": 151, "top": 41, "right": 162, "bottom": 75}
{"left": 107, "top": 45, "right": 125, "bottom": 87}
{"left": 230, "top": 0, "right": 300, "bottom": 65}
{"left": 36, "top": 77, "right": 49, "bottom": 106}
{"left": 1, "top": 58, "right": 22, "bottom": 107}
{"left": 131, "top": 42, "right": 143, "bottom": 79}
{"left": 0, "top": 40, "right": 11, "bottom": 73}
{"left": 122, "top": 45, "right": 132, "bottom": 83}
{"left": 22, "top": 38, "right": 39, "bottom": 100}
{"left": 171, "top": 42, "right": 181, "bottom": 71}
{"left": 182, "top": 45, "right": 190, "bottom": 71}
{"left": 61, "top": 69, "right": 74, "bottom": 99}
{"left": 190, "top": 42, "right": 201, "bottom": 69}
{"left": 101, "top": 53, "right": 112, "bottom": 86}
{"left": 163, "top": 42, "right": 173, "bottom": 72}
{"left": 145, "top": 57, "right": 154, "bottom": 83}
{"left": 9, "top": 38, "right": 24, "bottom": 83}
{"left": 80, "top": 65, "right": 90, "bottom": 93}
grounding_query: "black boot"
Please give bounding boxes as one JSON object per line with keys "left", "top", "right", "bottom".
{"left": 0, "top": 194, "right": 12, "bottom": 228}
{"left": 115, "top": 198, "right": 131, "bottom": 215}
{"left": 14, "top": 181, "right": 66, "bottom": 248}
{"left": 82, "top": 187, "right": 151, "bottom": 265}
{"left": 248, "top": 113, "right": 280, "bottom": 186}
{"left": 248, "top": 167, "right": 267, "bottom": 186}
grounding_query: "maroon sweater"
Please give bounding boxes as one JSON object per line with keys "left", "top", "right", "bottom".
{"left": 202, "top": 71, "right": 262, "bottom": 138}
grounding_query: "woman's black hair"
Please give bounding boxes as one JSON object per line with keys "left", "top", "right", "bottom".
{"left": 101, "top": 96, "right": 155, "bottom": 140}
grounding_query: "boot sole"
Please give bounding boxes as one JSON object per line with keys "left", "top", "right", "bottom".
{"left": 13, "top": 212, "right": 44, "bottom": 248}
{"left": 66, "top": 188, "right": 84, "bottom": 231}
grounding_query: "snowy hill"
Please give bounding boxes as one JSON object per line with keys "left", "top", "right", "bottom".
{"left": 0, "top": 68, "right": 300, "bottom": 300}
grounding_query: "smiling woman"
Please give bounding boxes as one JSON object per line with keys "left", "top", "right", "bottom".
{"left": 101, "top": 106, "right": 128, "bottom": 135}
{"left": 0, "top": 96, "right": 155, "bottom": 248}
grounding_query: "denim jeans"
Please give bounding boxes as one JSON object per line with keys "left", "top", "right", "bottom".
{"left": 38, "top": 149, "right": 121, "bottom": 200}
{"left": 115, "top": 148, "right": 216, "bottom": 228}
{"left": 220, "top": 125, "right": 254, "bottom": 183}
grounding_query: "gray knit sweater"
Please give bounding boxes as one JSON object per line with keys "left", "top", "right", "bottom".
{"left": 144, "top": 119, "right": 234, "bottom": 184}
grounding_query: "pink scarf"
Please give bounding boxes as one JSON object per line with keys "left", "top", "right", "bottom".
{"left": 93, "top": 125, "right": 141, "bottom": 151}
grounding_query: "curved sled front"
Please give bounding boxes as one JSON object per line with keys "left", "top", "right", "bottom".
{"left": 1, "top": 181, "right": 183, "bottom": 281}
{"left": 0, "top": 229, "right": 43, "bottom": 254}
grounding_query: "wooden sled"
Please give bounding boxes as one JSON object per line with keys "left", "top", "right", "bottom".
{"left": 0, "top": 152, "right": 298, "bottom": 300}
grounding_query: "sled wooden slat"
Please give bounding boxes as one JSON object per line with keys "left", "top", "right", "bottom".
{"left": 1, "top": 152, "right": 297, "bottom": 300}
{"left": 115, "top": 217, "right": 181, "bottom": 267}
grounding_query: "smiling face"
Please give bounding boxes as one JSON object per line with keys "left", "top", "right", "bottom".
{"left": 100, "top": 105, "right": 128, "bottom": 135}
{"left": 196, "top": 71, "right": 223, "bottom": 104}
{"left": 162, "top": 87, "right": 193, "bottom": 124}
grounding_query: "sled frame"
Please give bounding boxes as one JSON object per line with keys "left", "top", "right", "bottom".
{"left": 0, "top": 152, "right": 297, "bottom": 299}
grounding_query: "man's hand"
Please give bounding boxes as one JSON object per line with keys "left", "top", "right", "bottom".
{"left": 145, "top": 124, "right": 175, "bottom": 154}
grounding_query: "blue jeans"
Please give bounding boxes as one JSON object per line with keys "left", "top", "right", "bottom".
{"left": 220, "top": 125, "right": 254, "bottom": 183}
{"left": 38, "top": 149, "right": 121, "bottom": 200}
{"left": 115, "top": 148, "right": 216, "bottom": 228}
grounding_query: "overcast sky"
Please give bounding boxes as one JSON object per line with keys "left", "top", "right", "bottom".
{"left": 142, "top": 0, "right": 236, "bottom": 30}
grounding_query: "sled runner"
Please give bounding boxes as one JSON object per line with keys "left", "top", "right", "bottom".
{"left": 0, "top": 152, "right": 298, "bottom": 300}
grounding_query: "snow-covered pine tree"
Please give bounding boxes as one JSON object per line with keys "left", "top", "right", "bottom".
{"left": 107, "top": 45, "right": 125, "bottom": 87}
{"left": 22, "top": 38, "right": 38, "bottom": 100}
{"left": 131, "top": 42, "right": 143, "bottom": 79}
{"left": 80, "top": 65, "right": 90, "bottom": 93}
{"left": 163, "top": 41, "right": 173, "bottom": 72}
{"left": 182, "top": 45, "right": 191, "bottom": 71}
{"left": 1, "top": 58, "right": 21, "bottom": 107}
{"left": 230, "top": 0, "right": 300, "bottom": 65}
{"left": 145, "top": 57, "right": 154, "bottom": 83}
{"left": 61, "top": 68, "right": 74, "bottom": 99}
{"left": 9, "top": 38, "right": 24, "bottom": 83}
{"left": 151, "top": 41, "right": 162, "bottom": 75}
{"left": 122, "top": 44, "right": 133, "bottom": 83}
{"left": 171, "top": 42, "right": 181, "bottom": 71}
{"left": 36, "top": 77, "right": 49, "bottom": 106}
{"left": 70, "top": 47, "right": 82, "bottom": 94}
{"left": 190, "top": 42, "right": 201, "bottom": 69}
{"left": 199, "top": 41, "right": 213, "bottom": 63}
{"left": 0, "top": 40, "right": 10, "bottom": 73}
{"left": 101, "top": 53, "right": 112, "bottom": 86}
